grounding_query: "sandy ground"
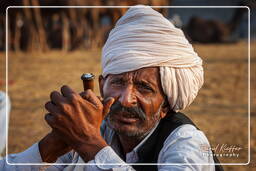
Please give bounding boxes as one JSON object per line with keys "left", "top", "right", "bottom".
{"left": 0, "top": 41, "right": 255, "bottom": 170}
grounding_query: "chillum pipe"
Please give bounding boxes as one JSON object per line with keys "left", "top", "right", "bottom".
{"left": 81, "top": 73, "right": 95, "bottom": 91}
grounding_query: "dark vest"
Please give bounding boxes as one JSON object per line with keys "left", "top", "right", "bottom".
{"left": 132, "top": 111, "right": 224, "bottom": 171}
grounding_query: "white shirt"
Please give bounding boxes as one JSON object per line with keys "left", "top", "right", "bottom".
{"left": 0, "top": 121, "right": 215, "bottom": 171}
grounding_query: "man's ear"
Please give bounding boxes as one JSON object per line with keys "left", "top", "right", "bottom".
{"left": 98, "top": 75, "right": 105, "bottom": 97}
{"left": 160, "top": 99, "right": 169, "bottom": 119}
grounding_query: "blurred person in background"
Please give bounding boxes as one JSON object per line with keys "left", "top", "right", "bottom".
{"left": 0, "top": 91, "right": 10, "bottom": 159}
{"left": 0, "top": 6, "right": 223, "bottom": 171}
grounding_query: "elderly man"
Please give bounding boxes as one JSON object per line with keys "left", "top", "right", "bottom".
{"left": 1, "top": 6, "right": 223, "bottom": 171}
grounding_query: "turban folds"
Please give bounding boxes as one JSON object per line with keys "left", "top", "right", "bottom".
{"left": 102, "top": 5, "right": 204, "bottom": 111}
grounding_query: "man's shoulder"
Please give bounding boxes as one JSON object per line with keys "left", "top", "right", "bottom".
{"left": 157, "top": 124, "right": 215, "bottom": 168}
{"left": 161, "top": 112, "right": 209, "bottom": 151}
{"left": 164, "top": 123, "right": 208, "bottom": 146}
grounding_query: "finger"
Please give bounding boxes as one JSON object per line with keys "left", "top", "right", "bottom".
{"left": 61, "top": 85, "right": 75, "bottom": 98}
{"left": 45, "top": 113, "right": 57, "bottom": 129}
{"left": 79, "top": 91, "right": 87, "bottom": 99}
{"left": 103, "top": 97, "right": 115, "bottom": 117}
{"left": 80, "top": 89, "right": 102, "bottom": 107}
{"left": 50, "top": 91, "right": 65, "bottom": 105}
{"left": 97, "top": 96, "right": 103, "bottom": 102}
{"left": 45, "top": 101, "right": 62, "bottom": 115}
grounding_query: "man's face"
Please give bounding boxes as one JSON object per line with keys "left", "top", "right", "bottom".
{"left": 100, "top": 67, "right": 167, "bottom": 138}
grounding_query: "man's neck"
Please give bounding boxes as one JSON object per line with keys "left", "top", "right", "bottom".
{"left": 118, "top": 134, "right": 145, "bottom": 154}
{"left": 117, "top": 124, "right": 159, "bottom": 155}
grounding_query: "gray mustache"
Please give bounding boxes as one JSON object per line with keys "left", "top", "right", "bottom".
{"left": 108, "top": 101, "right": 146, "bottom": 121}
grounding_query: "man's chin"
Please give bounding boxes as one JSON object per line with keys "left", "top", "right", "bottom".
{"left": 107, "top": 120, "right": 143, "bottom": 137}
{"left": 114, "top": 127, "right": 144, "bottom": 137}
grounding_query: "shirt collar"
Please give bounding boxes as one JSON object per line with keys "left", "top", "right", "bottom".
{"left": 132, "top": 121, "right": 160, "bottom": 152}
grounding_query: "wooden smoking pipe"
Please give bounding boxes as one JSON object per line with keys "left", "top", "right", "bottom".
{"left": 81, "top": 73, "right": 95, "bottom": 91}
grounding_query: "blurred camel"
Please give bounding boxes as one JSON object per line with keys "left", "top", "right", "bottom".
{"left": 184, "top": 1, "right": 255, "bottom": 43}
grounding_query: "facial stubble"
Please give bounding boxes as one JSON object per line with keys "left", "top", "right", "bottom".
{"left": 105, "top": 101, "right": 164, "bottom": 139}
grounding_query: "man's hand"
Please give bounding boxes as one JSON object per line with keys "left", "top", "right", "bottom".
{"left": 44, "top": 85, "right": 114, "bottom": 162}
{"left": 39, "top": 130, "right": 72, "bottom": 163}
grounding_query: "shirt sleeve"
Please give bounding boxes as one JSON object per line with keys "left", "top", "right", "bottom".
{"left": 0, "top": 143, "right": 44, "bottom": 171}
{"left": 157, "top": 124, "right": 215, "bottom": 171}
{"left": 0, "top": 143, "right": 73, "bottom": 171}
{"left": 0, "top": 144, "right": 135, "bottom": 171}
{"left": 78, "top": 146, "right": 136, "bottom": 171}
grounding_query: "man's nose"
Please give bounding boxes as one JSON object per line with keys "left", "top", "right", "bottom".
{"left": 118, "top": 85, "right": 137, "bottom": 107}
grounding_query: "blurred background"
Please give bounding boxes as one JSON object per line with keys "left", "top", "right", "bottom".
{"left": 0, "top": 0, "right": 255, "bottom": 170}
{"left": 0, "top": 0, "right": 255, "bottom": 51}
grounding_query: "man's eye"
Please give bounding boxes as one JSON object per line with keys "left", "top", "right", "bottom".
{"left": 137, "top": 83, "right": 154, "bottom": 92}
{"left": 111, "top": 80, "right": 124, "bottom": 85}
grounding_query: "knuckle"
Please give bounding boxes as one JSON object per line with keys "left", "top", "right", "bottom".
{"left": 45, "top": 113, "right": 61, "bottom": 129}
{"left": 44, "top": 101, "right": 50, "bottom": 109}
{"left": 50, "top": 91, "right": 58, "bottom": 98}
{"left": 98, "top": 103, "right": 103, "bottom": 110}
{"left": 45, "top": 113, "right": 54, "bottom": 123}
{"left": 84, "top": 89, "right": 90, "bottom": 95}
{"left": 82, "top": 94, "right": 90, "bottom": 101}
{"left": 69, "top": 93, "right": 79, "bottom": 102}
{"left": 85, "top": 89, "right": 93, "bottom": 97}
{"left": 61, "top": 103, "right": 70, "bottom": 112}
{"left": 80, "top": 91, "right": 86, "bottom": 97}
{"left": 55, "top": 114, "right": 63, "bottom": 122}
{"left": 61, "top": 85, "right": 67, "bottom": 91}
{"left": 86, "top": 89, "right": 93, "bottom": 94}
{"left": 97, "top": 96, "right": 103, "bottom": 101}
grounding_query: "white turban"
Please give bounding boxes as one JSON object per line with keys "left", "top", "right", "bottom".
{"left": 101, "top": 5, "right": 204, "bottom": 111}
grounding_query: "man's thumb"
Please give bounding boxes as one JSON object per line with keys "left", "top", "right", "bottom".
{"left": 103, "top": 97, "right": 115, "bottom": 117}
